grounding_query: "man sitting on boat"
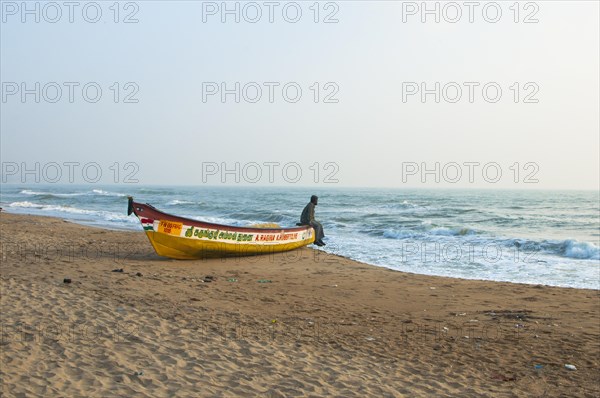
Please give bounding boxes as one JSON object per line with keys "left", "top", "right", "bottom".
{"left": 301, "top": 195, "right": 326, "bottom": 247}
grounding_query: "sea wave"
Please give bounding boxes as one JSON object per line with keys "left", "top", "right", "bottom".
{"left": 563, "top": 240, "right": 599, "bottom": 259}
{"left": 7, "top": 201, "right": 135, "bottom": 224}
{"left": 18, "top": 189, "right": 126, "bottom": 198}
{"left": 166, "top": 199, "right": 201, "bottom": 206}
{"left": 137, "top": 188, "right": 168, "bottom": 194}
{"left": 382, "top": 225, "right": 599, "bottom": 261}
{"left": 383, "top": 226, "right": 476, "bottom": 239}
{"left": 429, "top": 227, "right": 475, "bottom": 236}
{"left": 20, "top": 190, "right": 49, "bottom": 195}
{"left": 383, "top": 229, "right": 417, "bottom": 239}
{"left": 20, "top": 190, "right": 83, "bottom": 198}
{"left": 9, "top": 201, "right": 98, "bottom": 215}
{"left": 91, "top": 189, "right": 126, "bottom": 197}
{"left": 9, "top": 201, "right": 46, "bottom": 209}
{"left": 507, "top": 238, "right": 600, "bottom": 260}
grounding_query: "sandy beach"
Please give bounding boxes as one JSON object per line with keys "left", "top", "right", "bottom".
{"left": 1, "top": 212, "right": 598, "bottom": 397}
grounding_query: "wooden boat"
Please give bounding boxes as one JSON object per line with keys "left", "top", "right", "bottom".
{"left": 127, "top": 197, "right": 315, "bottom": 259}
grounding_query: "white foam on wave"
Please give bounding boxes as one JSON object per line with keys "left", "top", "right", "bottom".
{"left": 563, "top": 239, "right": 600, "bottom": 260}
{"left": 382, "top": 225, "right": 598, "bottom": 262}
{"left": 20, "top": 190, "right": 84, "bottom": 197}
{"left": 430, "top": 227, "right": 475, "bottom": 236}
{"left": 325, "top": 233, "right": 600, "bottom": 289}
{"left": 91, "top": 189, "right": 126, "bottom": 197}
{"left": 10, "top": 201, "right": 99, "bottom": 215}
{"left": 17, "top": 189, "right": 125, "bottom": 198}
{"left": 9, "top": 201, "right": 43, "bottom": 208}
{"left": 6, "top": 201, "right": 137, "bottom": 226}
{"left": 167, "top": 200, "right": 197, "bottom": 206}
{"left": 504, "top": 237, "right": 600, "bottom": 261}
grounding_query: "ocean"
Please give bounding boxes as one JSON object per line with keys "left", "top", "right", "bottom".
{"left": 1, "top": 185, "right": 598, "bottom": 289}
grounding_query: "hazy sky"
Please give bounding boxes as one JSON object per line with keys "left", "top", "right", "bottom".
{"left": 1, "top": 1, "right": 598, "bottom": 189}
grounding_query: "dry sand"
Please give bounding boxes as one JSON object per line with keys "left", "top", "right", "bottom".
{"left": 1, "top": 213, "right": 599, "bottom": 397}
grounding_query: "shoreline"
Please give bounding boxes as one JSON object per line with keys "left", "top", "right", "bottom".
{"left": 3, "top": 210, "right": 598, "bottom": 290}
{"left": 1, "top": 213, "right": 599, "bottom": 397}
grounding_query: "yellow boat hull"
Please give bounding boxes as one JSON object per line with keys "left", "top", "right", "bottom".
{"left": 145, "top": 230, "right": 314, "bottom": 259}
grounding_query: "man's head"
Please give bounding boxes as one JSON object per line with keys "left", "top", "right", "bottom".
{"left": 310, "top": 195, "right": 318, "bottom": 205}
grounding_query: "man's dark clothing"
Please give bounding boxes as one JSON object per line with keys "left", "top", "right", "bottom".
{"left": 301, "top": 202, "right": 324, "bottom": 243}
